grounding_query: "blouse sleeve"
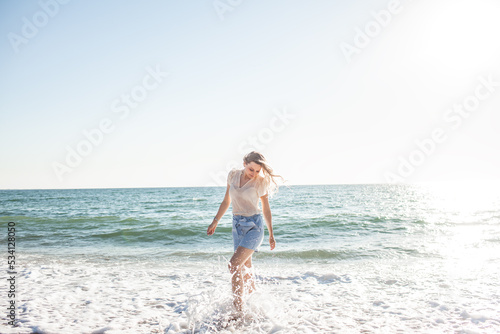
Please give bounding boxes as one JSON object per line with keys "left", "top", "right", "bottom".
{"left": 227, "top": 169, "right": 237, "bottom": 185}
{"left": 257, "top": 178, "right": 269, "bottom": 197}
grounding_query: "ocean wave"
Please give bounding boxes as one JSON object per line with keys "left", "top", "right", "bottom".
{"left": 0, "top": 216, "right": 51, "bottom": 223}
{"left": 19, "top": 224, "right": 230, "bottom": 244}
{"left": 2, "top": 198, "right": 25, "bottom": 202}
{"left": 91, "top": 226, "right": 202, "bottom": 240}
{"left": 260, "top": 248, "right": 367, "bottom": 260}
{"left": 155, "top": 248, "right": 367, "bottom": 260}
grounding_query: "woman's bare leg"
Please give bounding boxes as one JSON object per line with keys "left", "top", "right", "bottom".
{"left": 243, "top": 256, "right": 256, "bottom": 294}
{"left": 228, "top": 246, "right": 255, "bottom": 312}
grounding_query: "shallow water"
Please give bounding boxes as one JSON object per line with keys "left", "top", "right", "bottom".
{"left": 1, "top": 183, "right": 500, "bottom": 333}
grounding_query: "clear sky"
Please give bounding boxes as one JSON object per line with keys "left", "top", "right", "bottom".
{"left": 1, "top": 0, "right": 500, "bottom": 189}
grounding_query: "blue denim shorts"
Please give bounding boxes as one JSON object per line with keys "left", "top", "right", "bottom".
{"left": 232, "top": 213, "right": 265, "bottom": 252}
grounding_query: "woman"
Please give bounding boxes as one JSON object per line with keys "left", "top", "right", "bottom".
{"left": 207, "top": 151, "right": 282, "bottom": 313}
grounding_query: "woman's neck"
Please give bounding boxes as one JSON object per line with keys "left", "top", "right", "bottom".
{"left": 242, "top": 171, "right": 251, "bottom": 181}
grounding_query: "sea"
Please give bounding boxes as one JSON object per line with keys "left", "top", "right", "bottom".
{"left": 1, "top": 183, "right": 499, "bottom": 333}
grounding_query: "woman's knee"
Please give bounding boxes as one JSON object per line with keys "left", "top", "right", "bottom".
{"left": 228, "top": 260, "right": 241, "bottom": 274}
{"left": 229, "top": 247, "right": 254, "bottom": 274}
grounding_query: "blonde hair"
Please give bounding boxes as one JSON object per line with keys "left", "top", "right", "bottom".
{"left": 243, "top": 151, "right": 284, "bottom": 198}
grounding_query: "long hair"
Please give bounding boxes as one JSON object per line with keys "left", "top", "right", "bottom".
{"left": 243, "top": 151, "right": 284, "bottom": 198}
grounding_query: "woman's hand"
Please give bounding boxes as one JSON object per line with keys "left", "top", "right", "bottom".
{"left": 269, "top": 235, "right": 276, "bottom": 250}
{"left": 207, "top": 220, "right": 218, "bottom": 236}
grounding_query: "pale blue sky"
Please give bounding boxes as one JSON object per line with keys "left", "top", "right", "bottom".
{"left": 1, "top": 0, "right": 500, "bottom": 189}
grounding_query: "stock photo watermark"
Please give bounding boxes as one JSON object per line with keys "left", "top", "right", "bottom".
{"left": 7, "top": 0, "right": 71, "bottom": 54}
{"left": 52, "top": 65, "right": 169, "bottom": 182}
{"left": 385, "top": 74, "right": 499, "bottom": 183}
{"left": 206, "top": 107, "right": 295, "bottom": 186}
{"left": 339, "top": 0, "right": 413, "bottom": 64}
{"left": 213, "top": 0, "right": 243, "bottom": 21}
{"left": 6, "top": 222, "right": 17, "bottom": 327}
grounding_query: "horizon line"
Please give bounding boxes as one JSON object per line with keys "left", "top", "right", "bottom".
{"left": 0, "top": 182, "right": 405, "bottom": 191}
{"left": 2, "top": 179, "right": 498, "bottom": 191}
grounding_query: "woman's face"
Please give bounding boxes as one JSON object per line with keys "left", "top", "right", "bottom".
{"left": 243, "top": 162, "right": 262, "bottom": 179}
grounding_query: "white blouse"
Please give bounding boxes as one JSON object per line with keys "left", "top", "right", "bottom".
{"left": 227, "top": 168, "right": 268, "bottom": 216}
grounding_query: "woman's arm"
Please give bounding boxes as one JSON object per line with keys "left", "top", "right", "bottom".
{"left": 207, "top": 184, "right": 231, "bottom": 235}
{"left": 260, "top": 194, "right": 275, "bottom": 250}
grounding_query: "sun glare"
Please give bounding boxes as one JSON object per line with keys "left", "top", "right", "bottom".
{"left": 418, "top": 179, "right": 500, "bottom": 220}
{"left": 418, "top": 179, "right": 500, "bottom": 276}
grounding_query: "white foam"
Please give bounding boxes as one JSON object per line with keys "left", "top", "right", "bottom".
{"left": 2, "top": 255, "right": 500, "bottom": 333}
